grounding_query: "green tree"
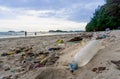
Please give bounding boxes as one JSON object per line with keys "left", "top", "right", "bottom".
{"left": 86, "top": 0, "right": 120, "bottom": 32}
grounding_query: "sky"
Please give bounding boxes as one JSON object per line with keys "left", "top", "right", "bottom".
{"left": 0, "top": 0, "right": 105, "bottom": 32}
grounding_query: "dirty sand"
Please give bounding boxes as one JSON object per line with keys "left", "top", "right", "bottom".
{"left": 0, "top": 30, "right": 120, "bottom": 79}
{"left": 0, "top": 33, "right": 82, "bottom": 79}
{"left": 74, "top": 30, "right": 120, "bottom": 79}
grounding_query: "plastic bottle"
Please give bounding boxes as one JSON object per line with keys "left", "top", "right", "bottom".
{"left": 72, "top": 40, "right": 101, "bottom": 67}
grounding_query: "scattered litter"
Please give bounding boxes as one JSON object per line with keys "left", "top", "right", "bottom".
{"left": 81, "top": 33, "right": 93, "bottom": 38}
{"left": 45, "top": 55, "right": 59, "bottom": 66}
{"left": 1, "top": 47, "right": 34, "bottom": 57}
{"left": 70, "top": 61, "right": 78, "bottom": 71}
{"left": 96, "top": 34, "right": 107, "bottom": 39}
{"left": 48, "top": 47, "right": 61, "bottom": 51}
{"left": 36, "top": 54, "right": 46, "bottom": 60}
{"left": 8, "top": 52, "right": 15, "bottom": 55}
{"left": 34, "top": 63, "right": 41, "bottom": 68}
{"left": 111, "top": 60, "right": 120, "bottom": 70}
{"left": 3, "top": 64, "right": 11, "bottom": 71}
{"left": 68, "top": 37, "right": 82, "bottom": 42}
{"left": 10, "top": 69, "right": 16, "bottom": 73}
{"left": 0, "top": 45, "right": 61, "bottom": 79}
{"left": 92, "top": 67, "right": 106, "bottom": 73}
{"left": 4, "top": 67, "right": 10, "bottom": 71}
{"left": 1, "top": 53, "right": 9, "bottom": 56}
{"left": 2, "top": 75, "right": 12, "bottom": 79}
{"left": 56, "top": 39, "right": 64, "bottom": 44}
{"left": 111, "top": 60, "right": 120, "bottom": 66}
{"left": 58, "top": 44, "right": 65, "bottom": 48}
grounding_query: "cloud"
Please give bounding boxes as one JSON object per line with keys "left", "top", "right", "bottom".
{"left": 0, "top": 7, "right": 87, "bottom": 32}
{"left": 0, "top": 0, "right": 105, "bottom": 22}
{"left": 0, "top": 0, "right": 105, "bottom": 31}
{"left": 25, "top": 10, "right": 55, "bottom": 17}
{"left": 0, "top": 15, "right": 86, "bottom": 32}
{"left": 0, "top": 6, "right": 72, "bottom": 20}
{"left": 0, "top": 6, "right": 11, "bottom": 12}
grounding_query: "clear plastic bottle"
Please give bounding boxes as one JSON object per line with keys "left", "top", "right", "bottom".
{"left": 73, "top": 40, "right": 101, "bottom": 67}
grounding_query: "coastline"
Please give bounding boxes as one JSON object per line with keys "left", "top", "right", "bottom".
{"left": 0, "top": 32, "right": 79, "bottom": 39}
{"left": 0, "top": 30, "right": 120, "bottom": 79}
{"left": 0, "top": 33, "right": 81, "bottom": 55}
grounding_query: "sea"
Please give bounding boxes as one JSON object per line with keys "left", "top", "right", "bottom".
{"left": 0, "top": 32, "right": 78, "bottom": 39}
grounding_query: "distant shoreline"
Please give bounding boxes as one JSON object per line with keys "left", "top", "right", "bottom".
{"left": 0, "top": 32, "right": 81, "bottom": 39}
{"left": 0, "top": 32, "right": 82, "bottom": 41}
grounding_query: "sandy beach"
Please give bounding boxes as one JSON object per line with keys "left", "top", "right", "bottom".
{"left": 0, "top": 30, "right": 120, "bottom": 79}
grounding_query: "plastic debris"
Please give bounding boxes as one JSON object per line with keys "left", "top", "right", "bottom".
{"left": 1, "top": 53, "right": 9, "bottom": 56}
{"left": 56, "top": 39, "right": 64, "bottom": 44}
{"left": 68, "top": 37, "right": 83, "bottom": 42}
{"left": 73, "top": 40, "right": 101, "bottom": 67}
{"left": 48, "top": 47, "right": 61, "bottom": 51}
{"left": 70, "top": 61, "right": 78, "bottom": 71}
{"left": 0, "top": 45, "right": 60, "bottom": 78}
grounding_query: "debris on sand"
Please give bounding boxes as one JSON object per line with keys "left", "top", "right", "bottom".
{"left": 111, "top": 60, "right": 120, "bottom": 70}
{"left": 0, "top": 46, "right": 61, "bottom": 79}
{"left": 68, "top": 37, "right": 83, "bottom": 42}
{"left": 48, "top": 47, "right": 62, "bottom": 51}
{"left": 81, "top": 33, "right": 93, "bottom": 38}
{"left": 92, "top": 67, "right": 106, "bottom": 73}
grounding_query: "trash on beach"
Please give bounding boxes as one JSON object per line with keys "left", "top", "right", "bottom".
{"left": 92, "top": 67, "right": 106, "bottom": 73}
{"left": 15, "top": 50, "right": 22, "bottom": 54}
{"left": 23, "top": 47, "right": 32, "bottom": 52}
{"left": 38, "top": 51, "right": 44, "bottom": 54}
{"left": 71, "top": 40, "right": 101, "bottom": 68}
{"left": 56, "top": 39, "right": 64, "bottom": 44}
{"left": 1, "top": 74, "right": 19, "bottom": 79}
{"left": 1, "top": 75, "right": 12, "bottom": 79}
{"left": 111, "top": 60, "right": 120, "bottom": 66}
{"left": 36, "top": 54, "right": 46, "bottom": 60}
{"left": 57, "top": 43, "right": 65, "bottom": 48}
{"left": 26, "top": 52, "right": 35, "bottom": 57}
{"left": 48, "top": 47, "right": 61, "bottom": 51}
{"left": 13, "top": 46, "right": 32, "bottom": 54}
{"left": 45, "top": 56, "right": 59, "bottom": 66}
{"left": 68, "top": 36, "right": 83, "bottom": 42}
{"left": 1, "top": 53, "right": 9, "bottom": 56}
{"left": 3, "top": 64, "right": 11, "bottom": 71}
{"left": 34, "top": 63, "right": 41, "bottom": 68}
{"left": 1, "top": 47, "right": 33, "bottom": 57}
{"left": 70, "top": 61, "right": 78, "bottom": 71}
{"left": 4, "top": 67, "right": 10, "bottom": 71}
{"left": 96, "top": 34, "right": 107, "bottom": 39}
{"left": 40, "top": 56, "right": 49, "bottom": 65}
{"left": 10, "top": 69, "right": 16, "bottom": 73}
{"left": 36, "top": 53, "right": 60, "bottom": 66}
{"left": 81, "top": 33, "right": 93, "bottom": 38}
{"left": 0, "top": 45, "right": 61, "bottom": 78}
{"left": 111, "top": 60, "right": 120, "bottom": 70}
{"left": 10, "top": 47, "right": 24, "bottom": 53}
{"left": 38, "top": 51, "right": 49, "bottom": 55}
{"left": 8, "top": 52, "right": 15, "bottom": 55}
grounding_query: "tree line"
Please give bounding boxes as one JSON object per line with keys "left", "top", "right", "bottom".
{"left": 86, "top": 0, "right": 120, "bottom": 32}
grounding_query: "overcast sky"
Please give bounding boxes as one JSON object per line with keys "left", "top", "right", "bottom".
{"left": 0, "top": 0, "right": 105, "bottom": 32}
